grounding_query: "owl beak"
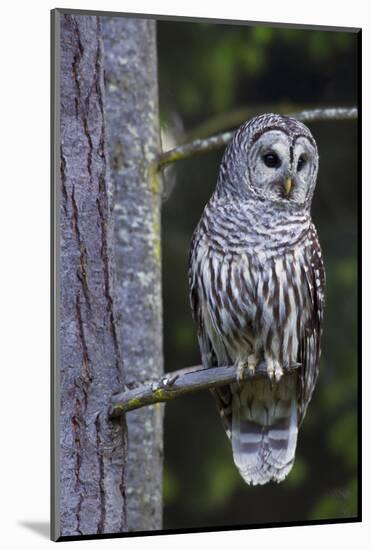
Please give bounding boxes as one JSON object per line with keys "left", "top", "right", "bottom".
{"left": 284, "top": 177, "right": 292, "bottom": 196}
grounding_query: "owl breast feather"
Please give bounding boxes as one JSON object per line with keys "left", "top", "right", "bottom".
{"left": 194, "top": 232, "right": 313, "bottom": 369}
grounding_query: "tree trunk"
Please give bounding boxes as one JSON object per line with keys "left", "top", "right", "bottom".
{"left": 57, "top": 14, "right": 127, "bottom": 538}
{"left": 101, "top": 16, "right": 164, "bottom": 532}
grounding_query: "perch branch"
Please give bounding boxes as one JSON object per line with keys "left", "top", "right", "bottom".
{"left": 108, "top": 361, "right": 301, "bottom": 418}
{"left": 157, "top": 107, "right": 358, "bottom": 169}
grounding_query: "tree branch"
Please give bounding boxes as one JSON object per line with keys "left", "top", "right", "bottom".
{"left": 157, "top": 107, "right": 358, "bottom": 170}
{"left": 186, "top": 103, "right": 315, "bottom": 140}
{"left": 108, "top": 362, "right": 301, "bottom": 418}
{"left": 289, "top": 107, "right": 358, "bottom": 122}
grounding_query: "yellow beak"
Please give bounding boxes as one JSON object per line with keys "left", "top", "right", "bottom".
{"left": 284, "top": 177, "right": 292, "bottom": 195}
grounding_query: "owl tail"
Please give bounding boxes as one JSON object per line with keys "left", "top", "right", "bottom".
{"left": 214, "top": 374, "right": 298, "bottom": 485}
{"left": 231, "top": 374, "right": 298, "bottom": 485}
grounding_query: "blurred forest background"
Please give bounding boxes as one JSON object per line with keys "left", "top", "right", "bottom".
{"left": 156, "top": 21, "right": 358, "bottom": 529}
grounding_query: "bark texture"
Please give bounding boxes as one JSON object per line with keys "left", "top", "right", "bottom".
{"left": 59, "top": 15, "right": 127, "bottom": 536}
{"left": 101, "top": 17, "right": 164, "bottom": 532}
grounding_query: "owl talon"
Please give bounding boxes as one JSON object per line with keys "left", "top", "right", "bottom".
{"left": 266, "top": 357, "right": 284, "bottom": 386}
{"left": 266, "top": 358, "right": 275, "bottom": 389}
{"left": 274, "top": 362, "right": 284, "bottom": 383}
{"left": 247, "top": 364, "right": 255, "bottom": 377}
{"left": 236, "top": 355, "right": 258, "bottom": 384}
{"left": 247, "top": 353, "right": 257, "bottom": 378}
{"left": 236, "top": 362, "right": 246, "bottom": 385}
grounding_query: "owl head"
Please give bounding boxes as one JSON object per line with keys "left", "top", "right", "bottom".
{"left": 218, "top": 114, "right": 319, "bottom": 208}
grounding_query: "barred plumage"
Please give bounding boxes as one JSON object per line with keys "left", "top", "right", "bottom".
{"left": 189, "top": 114, "right": 325, "bottom": 485}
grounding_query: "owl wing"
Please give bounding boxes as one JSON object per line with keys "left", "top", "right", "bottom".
{"left": 298, "top": 224, "right": 326, "bottom": 423}
{"left": 188, "top": 229, "right": 217, "bottom": 370}
{"left": 188, "top": 229, "right": 235, "bottom": 437}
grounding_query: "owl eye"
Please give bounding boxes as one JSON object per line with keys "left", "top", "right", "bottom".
{"left": 263, "top": 153, "right": 281, "bottom": 168}
{"left": 297, "top": 155, "right": 307, "bottom": 172}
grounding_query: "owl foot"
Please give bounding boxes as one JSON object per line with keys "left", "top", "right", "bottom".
{"left": 247, "top": 354, "right": 258, "bottom": 377}
{"left": 236, "top": 354, "right": 257, "bottom": 384}
{"left": 266, "top": 357, "right": 284, "bottom": 386}
{"left": 236, "top": 362, "right": 246, "bottom": 384}
{"left": 274, "top": 361, "right": 284, "bottom": 383}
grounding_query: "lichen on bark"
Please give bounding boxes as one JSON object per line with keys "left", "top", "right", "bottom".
{"left": 101, "top": 16, "right": 164, "bottom": 532}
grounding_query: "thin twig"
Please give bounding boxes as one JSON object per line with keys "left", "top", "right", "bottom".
{"left": 108, "top": 362, "right": 301, "bottom": 418}
{"left": 289, "top": 107, "right": 358, "bottom": 122}
{"left": 157, "top": 107, "right": 358, "bottom": 170}
{"left": 186, "top": 103, "right": 315, "bottom": 140}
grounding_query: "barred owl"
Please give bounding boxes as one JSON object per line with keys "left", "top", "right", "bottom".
{"left": 189, "top": 114, "right": 325, "bottom": 485}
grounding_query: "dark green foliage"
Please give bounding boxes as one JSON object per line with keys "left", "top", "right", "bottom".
{"left": 158, "top": 21, "right": 358, "bottom": 528}
{"left": 158, "top": 22, "right": 357, "bottom": 123}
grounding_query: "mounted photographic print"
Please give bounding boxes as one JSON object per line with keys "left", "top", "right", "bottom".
{"left": 51, "top": 8, "right": 361, "bottom": 541}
